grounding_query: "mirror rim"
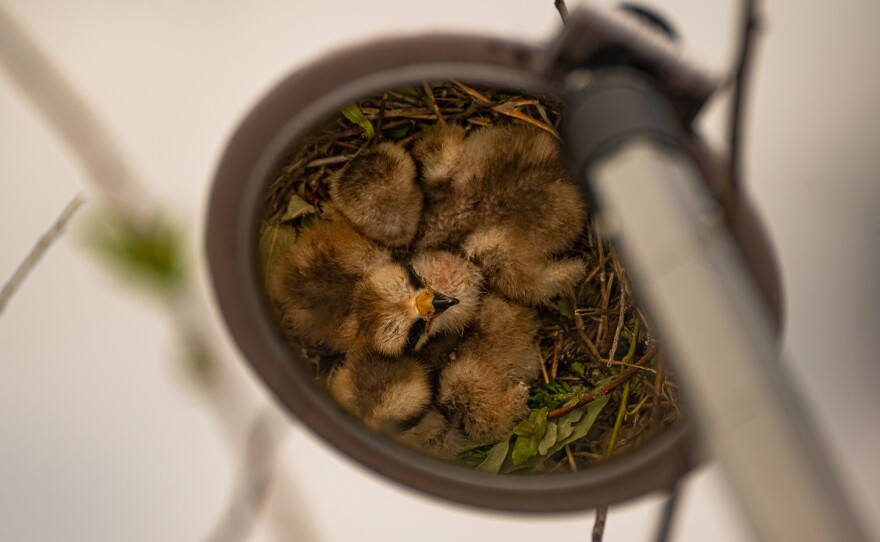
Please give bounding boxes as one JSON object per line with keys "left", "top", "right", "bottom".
{"left": 206, "top": 31, "right": 703, "bottom": 513}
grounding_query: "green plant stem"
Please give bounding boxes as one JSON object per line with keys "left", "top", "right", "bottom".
{"left": 548, "top": 340, "right": 656, "bottom": 419}
{"left": 606, "top": 380, "right": 631, "bottom": 456}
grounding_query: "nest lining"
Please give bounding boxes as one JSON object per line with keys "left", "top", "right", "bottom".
{"left": 261, "top": 81, "right": 681, "bottom": 473}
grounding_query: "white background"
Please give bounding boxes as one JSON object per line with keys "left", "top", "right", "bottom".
{"left": 1, "top": 1, "right": 878, "bottom": 540}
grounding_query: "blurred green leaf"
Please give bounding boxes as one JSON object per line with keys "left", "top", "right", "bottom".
{"left": 398, "top": 86, "right": 420, "bottom": 97}
{"left": 383, "top": 124, "right": 411, "bottom": 140}
{"left": 86, "top": 212, "right": 185, "bottom": 293}
{"left": 511, "top": 407, "right": 548, "bottom": 465}
{"left": 459, "top": 443, "right": 492, "bottom": 467}
{"left": 570, "top": 362, "right": 586, "bottom": 377}
{"left": 476, "top": 438, "right": 510, "bottom": 473}
{"left": 340, "top": 103, "right": 375, "bottom": 139}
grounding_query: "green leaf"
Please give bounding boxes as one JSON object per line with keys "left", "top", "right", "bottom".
{"left": 340, "top": 103, "right": 375, "bottom": 139}
{"left": 383, "top": 124, "right": 411, "bottom": 140}
{"left": 570, "top": 362, "right": 586, "bottom": 377}
{"left": 511, "top": 408, "right": 548, "bottom": 466}
{"left": 547, "top": 394, "right": 611, "bottom": 457}
{"left": 458, "top": 443, "right": 492, "bottom": 467}
{"left": 528, "top": 379, "right": 580, "bottom": 409}
{"left": 280, "top": 194, "right": 317, "bottom": 224}
{"left": 398, "top": 85, "right": 420, "bottom": 97}
{"left": 537, "top": 420, "right": 559, "bottom": 455}
{"left": 556, "top": 408, "right": 582, "bottom": 439}
{"left": 476, "top": 439, "right": 510, "bottom": 473}
{"left": 554, "top": 297, "right": 574, "bottom": 320}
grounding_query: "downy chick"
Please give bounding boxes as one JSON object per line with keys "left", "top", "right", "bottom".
{"left": 270, "top": 208, "right": 481, "bottom": 355}
{"left": 412, "top": 123, "right": 587, "bottom": 305}
{"left": 462, "top": 225, "right": 585, "bottom": 306}
{"left": 268, "top": 210, "right": 393, "bottom": 352}
{"left": 329, "top": 141, "right": 424, "bottom": 248}
{"left": 412, "top": 123, "right": 585, "bottom": 255}
{"left": 327, "top": 350, "right": 432, "bottom": 437}
{"left": 328, "top": 349, "right": 470, "bottom": 459}
{"left": 340, "top": 250, "right": 483, "bottom": 356}
{"left": 436, "top": 294, "right": 540, "bottom": 443}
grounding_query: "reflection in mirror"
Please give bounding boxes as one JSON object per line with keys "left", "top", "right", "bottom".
{"left": 259, "top": 81, "right": 681, "bottom": 473}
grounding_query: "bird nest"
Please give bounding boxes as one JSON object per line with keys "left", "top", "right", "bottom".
{"left": 260, "top": 81, "right": 681, "bottom": 474}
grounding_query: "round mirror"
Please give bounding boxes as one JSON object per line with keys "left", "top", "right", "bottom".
{"left": 205, "top": 32, "right": 774, "bottom": 512}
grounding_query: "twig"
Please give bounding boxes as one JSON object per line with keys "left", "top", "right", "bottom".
{"left": 593, "top": 378, "right": 633, "bottom": 542}
{"left": 564, "top": 445, "right": 578, "bottom": 472}
{"left": 650, "top": 352, "right": 667, "bottom": 430}
{"left": 728, "top": 0, "right": 760, "bottom": 194}
{"left": 306, "top": 155, "right": 351, "bottom": 168}
{"left": 451, "top": 80, "right": 491, "bottom": 104}
{"left": 607, "top": 287, "right": 627, "bottom": 365}
{"left": 592, "top": 507, "right": 608, "bottom": 542}
{"left": 0, "top": 193, "right": 86, "bottom": 316}
{"left": 549, "top": 341, "right": 657, "bottom": 418}
{"left": 491, "top": 101, "right": 562, "bottom": 140}
{"left": 551, "top": 331, "right": 560, "bottom": 379}
{"left": 555, "top": 0, "right": 569, "bottom": 23}
{"left": 204, "top": 409, "right": 288, "bottom": 542}
{"left": 574, "top": 324, "right": 604, "bottom": 365}
{"left": 537, "top": 342, "right": 550, "bottom": 384}
{"left": 422, "top": 82, "right": 446, "bottom": 126}
{"left": 0, "top": 10, "right": 151, "bottom": 227}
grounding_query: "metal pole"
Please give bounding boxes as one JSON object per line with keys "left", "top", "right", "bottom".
{"left": 565, "top": 68, "right": 867, "bottom": 542}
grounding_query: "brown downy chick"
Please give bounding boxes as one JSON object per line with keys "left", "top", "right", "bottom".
{"left": 329, "top": 141, "right": 424, "bottom": 248}
{"left": 268, "top": 211, "right": 393, "bottom": 352}
{"left": 412, "top": 123, "right": 587, "bottom": 258}
{"left": 328, "top": 349, "right": 469, "bottom": 459}
{"left": 436, "top": 294, "right": 540, "bottom": 443}
{"left": 340, "top": 251, "right": 482, "bottom": 357}
{"left": 270, "top": 209, "right": 479, "bottom": 355}
{"left": 462, "top": 226, "right": 585, "bottom": 306}
{"left": 394, "top": 407, "right": 470, "bottom": 460}
{"left": 327, "top": 350, "right": 432, "bottom": 437}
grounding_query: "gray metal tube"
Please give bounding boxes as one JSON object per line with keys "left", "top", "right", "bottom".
{"left": 587, "top": 138, "right": 866, "bottom": 541}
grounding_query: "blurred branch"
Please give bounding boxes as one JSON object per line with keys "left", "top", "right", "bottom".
{"left": 592, "top": 506, "right": 607, "bottom": 542}
{"left": 0, "top": 9, "right": 151, "bottom": 226}
{"left": 728, "top": 0, "right": 761, "bottom": 193}
{"left": 0, "top": 193, "right": 85, "bottom": 316}
{"left": 555, "top": 0, "right": 568, "bottom": 23}
{"left": 205, "top": 409, "right": 288, "bottom": 542}
{"left": 0, "top": 5, "right": 311, "bottom": 541}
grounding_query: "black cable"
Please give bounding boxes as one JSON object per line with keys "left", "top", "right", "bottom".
{"left": 654, "top": 484, "right": 680, "bottom": 542}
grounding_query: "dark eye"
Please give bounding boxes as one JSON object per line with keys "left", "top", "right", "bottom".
{"left": 405, "top": 265, "right": 424, "bottom": 290}
{"left": 398, "top": 408, "right": 428, "bottom": 432}
{"left": 405, "top": 319, "right": 427, "bottom": 352}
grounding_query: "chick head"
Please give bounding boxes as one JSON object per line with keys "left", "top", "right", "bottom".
{"left": 339, "top": 249, "right": 483, "bottom": 356}
{"left": 329, "top": 142, "right": 423, "bottom": 248}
